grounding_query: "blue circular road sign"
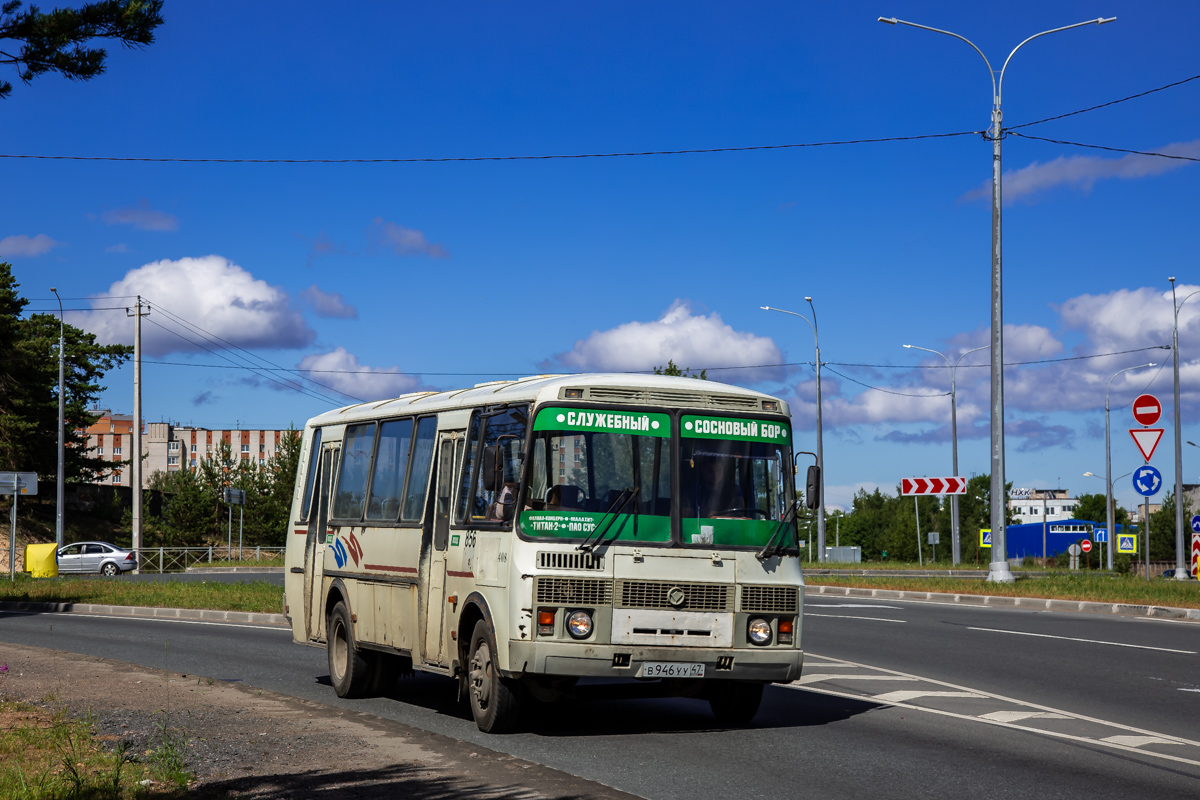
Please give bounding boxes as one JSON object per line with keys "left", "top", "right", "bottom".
{"left": 1133, "top": 465, "right": 1163, "bottom": 497}
{"left": 1191, "top": 515, "right": 1200, "bottom": 534}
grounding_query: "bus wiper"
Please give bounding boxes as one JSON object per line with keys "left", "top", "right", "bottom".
{"left": 756, "top": 501, "right": 800, "bottom": 561}
{"left": 577, "top": 487, "right": 639, "bottom": 553}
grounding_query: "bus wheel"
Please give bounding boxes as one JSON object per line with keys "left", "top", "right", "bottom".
{"left": 327, "top": 601, "right": 371, "bottom": 698}
{"left": 467, "top": 620, "right": 521, "bottom": 732}
{"left": 708, "top": 681, "right": 764, "bottom": 725}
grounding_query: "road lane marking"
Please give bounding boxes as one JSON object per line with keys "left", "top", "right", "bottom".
{"left": 979, "top": 711, "right": 1069, "bottom": 723}
{"left": 800, "top": 652, "right": 1200, "bottom": 748}
{"left": 966, "top": 626, "right": 1196, "bottom": 654}
{"left": 0, "top": 610, "right": 289, "bottom": 631}
{"left": 793, "top": 683, "right": 1200, "bottom": 769}
{"left": 872, "top": 690, "right": 985, "bottom": 703}
{"left": 805, "top": 613, "right": 906, "bottom": 623}
{"left": 796, "top": 674, "right": 915, "bottom": 685}
{"left": 1102, "top": 735, "right": 1181, "bottom": 748}
{"left": 806, "top": 604, "right": 902, "bottom": 609}
{"left": 1180, "top": 688, "right": 1200, "bottom": 693}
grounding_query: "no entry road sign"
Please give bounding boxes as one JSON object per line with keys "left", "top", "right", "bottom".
{"left": 1133, "top": 394, "right": 1162, "bottom": 426}
{"left": 901, "top": 477, "right": 967, "bottom": 496}
{"left": 1129, "top": 428, "right": 1164, "bottom": 462}
{"left": 1081, "top": 539, "right": 1092, "bottom": 553}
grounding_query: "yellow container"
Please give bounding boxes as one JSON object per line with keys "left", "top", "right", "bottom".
{"left": 24, "top": 543, "right": 58, "bottom": 578}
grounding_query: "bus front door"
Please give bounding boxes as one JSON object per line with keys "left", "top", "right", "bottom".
{"left": 422, "top": 432, "right": 462, "bottom": 667}
{"left": 305, "top": 444, "right": 338, "bottom": 641}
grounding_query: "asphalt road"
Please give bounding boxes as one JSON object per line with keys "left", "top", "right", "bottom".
{"left": 2, "top": 595, "right": 1198, "bottom": 799}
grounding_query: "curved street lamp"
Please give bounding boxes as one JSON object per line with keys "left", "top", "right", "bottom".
{"left": 902, "top": 344, "right": 988, "bottom": 564}
{"left": 881, "top": 14, "right": 1115, "bottom": 583}
{"left": 762, "top": 299, "right": 825, "bottom": 561}
{"left": 1167, "top": 278, "right": 1199, "bottom": 580}
{"left": 1085, "top": 469, "right": 1132, "bottom": 566}
{"left": 1107, "top": 363, "right": 1157, "bottom": 570}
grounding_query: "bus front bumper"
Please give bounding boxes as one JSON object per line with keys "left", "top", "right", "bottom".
{"left": 505, "top": 640, "right": 803, "bottom": 683}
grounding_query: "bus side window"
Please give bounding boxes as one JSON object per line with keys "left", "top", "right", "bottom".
{"left": 332, "top": 422, "right": 376, "bottom": 520}
{"left": 402, "top": 417, "right": 438, "bottom": 522}
{"left": 300, "top": 428, "right": 322, "bottom": 521}
{"left": 366, "top": 419, "right": 413, "bottom": 521}
{"left": 454, "top": 415, "right": 483, "bottom": 525}
{"left": 466, "top": 408, "right": 528, "bottom": 524}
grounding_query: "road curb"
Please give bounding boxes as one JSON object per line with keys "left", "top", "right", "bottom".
{"left": 804, "top": 584, "right": 1200, "bottom": 621}
{"left": 0, "top": 600, "right": 289, "bottom": 626}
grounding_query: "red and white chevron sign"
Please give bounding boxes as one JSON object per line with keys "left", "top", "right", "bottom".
{"left": 901, "top": 477, "right": 968, "bottom": 496}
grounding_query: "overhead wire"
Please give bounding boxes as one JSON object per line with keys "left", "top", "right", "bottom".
{"left": 145, "top": 300, "right": 364, "bottom": 403}
{"left": 1008, "top": 74, "right": 1200, "bottom": 130}
{"left": 0, "top": 130, "right": 983, "bottom": 164}
{"left": 1006, "top": 131, "right": 1200, "bottom": 163}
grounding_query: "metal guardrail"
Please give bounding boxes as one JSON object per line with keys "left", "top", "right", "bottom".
{"left": 131, "top": 546, "right": 284, "bottom": 573}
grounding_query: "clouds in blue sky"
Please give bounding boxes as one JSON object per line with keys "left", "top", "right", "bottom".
{"left": 0, "top": 233, "right": 60, "bottom": 258}
{"left": 961, "top": 139, "right": 1200, "bottom": 204}
{"left": 368, "top": 218, "right": 448, "bottom": 259}
{"left": 297, "top": 347, "right": 424, "bottom": 401}
{"left": 99, "top": 200, "right": 180, "bottom": 232}
{"left": 299, "top": 285, "right": 358, "bottom": 319}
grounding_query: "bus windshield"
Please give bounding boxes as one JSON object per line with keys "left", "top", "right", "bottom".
{"left": 521, "top": 407, "right": 672, "bottom": 543}
{"left": 679, "top": 414, "right": 796, "bottom": 548}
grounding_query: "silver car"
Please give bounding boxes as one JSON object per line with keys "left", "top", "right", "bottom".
{"left": 56, "top": 541, "right": 137, "bottom": 576}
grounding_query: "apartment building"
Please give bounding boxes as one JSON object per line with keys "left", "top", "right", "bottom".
{"left": 1008, "top": 488, "right": 1080, "bottom": 525}
{"left": 83, "top": 410, "right": 292, "bottom": 488}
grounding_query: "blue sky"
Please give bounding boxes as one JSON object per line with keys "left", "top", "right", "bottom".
{"left": 4, "top": 1, "right": 1199, "bottom": 514}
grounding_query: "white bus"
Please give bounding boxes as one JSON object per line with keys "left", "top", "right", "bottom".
{"left": 284, "top": 373, "right": 806, "bottom": 731}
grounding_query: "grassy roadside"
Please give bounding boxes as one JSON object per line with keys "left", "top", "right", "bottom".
{"left": 801, "top": 560, "right": 1053, "bottom": 571}
{"left": 0, "top": 698, "right": 189, "bottom": 798}
{"left": 186, "top": 556, "right": 284, "bottom": 569}
{"left": 0, "top": 577, "right": 282, "bottom": 614}
{"left": 805, "top": 573, "right": 1200, "bottom": 608}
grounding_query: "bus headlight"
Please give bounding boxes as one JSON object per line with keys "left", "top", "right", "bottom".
{"left": 567, "top": 610, "right": 593, "bottom": 639}
{"left": 748, "top": 617, "right": 772, "bottom": 646}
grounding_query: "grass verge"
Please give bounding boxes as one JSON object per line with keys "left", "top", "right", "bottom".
{"left": 0, "top": 576, "right": 282, "bottom": 614}
{"left": 186, "top": 556, "right": 284, "bottom": 569}
{"left": 806, "top": 573, "right": 1200, "bottom": 608}
{"left": 0, "top": 698, "right": 190, "bottom": 798}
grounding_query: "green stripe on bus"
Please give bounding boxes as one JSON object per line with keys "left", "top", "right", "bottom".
{"left": 520, "top": 510, "right": 671, "bottom": 541}
{"left": 534, "top": 408, "right": 670, "bottom": 437}
{"left": 681, "top": 415, "right": 789, "bottom": 443}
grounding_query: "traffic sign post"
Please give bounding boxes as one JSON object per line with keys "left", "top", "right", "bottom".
{"left": 1129, "top": 428, "right": 1164, "bottom": 462}
{"left": 1081, "top": 539, "right": 1092, "bottom": 572}
{"left": 1117, "top": 534, "right": 1138, "bottom": 554}
{"left": 1, "top": 473, "right": 37, "bottom": 583}
{"left": 223, "top": 488, "right": 247, "bottom": 558}
{"left": 1133, "top": 466, "right": 1162, "bottom": 497}
{"left": 1068, "top": 543, "right": 1081, "bottom": 571}
{"left": 1094, "top": 528, "right": 1108, "bottom": 542}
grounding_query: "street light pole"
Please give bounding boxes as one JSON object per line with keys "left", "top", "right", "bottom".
{"left": 1168, "top": 278, "right": 1198, "bottom": 580}
{"left": 1107, "top": 363, "right": 1156, "bottom": 570}
{"left": 903, "top": 343, "right": 988, "bottom": 565}
{"left": 882, "top": 14, "right": 1115, "bottom": 583}
{"left": 1086, "top": 469, "right": 1132, "bottom": 568}
{"left": 50, "top": 287, "right": 65, "bottom": 548}
{"left": 762, "top": 300, "right": 825, "bottom": 561}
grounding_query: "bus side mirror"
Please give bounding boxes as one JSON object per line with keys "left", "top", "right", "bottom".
{"left": 481, "top": 445, "right": 501, "bottom": 491}
{"left": 805, "top": 465, "right": 821, "bottom": 510}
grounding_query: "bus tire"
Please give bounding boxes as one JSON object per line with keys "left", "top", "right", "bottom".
{"left": 467, "top": 620, "right": 521, "bottom": 732}
{"left": 708, "top": 680, "right": 764, "bottom": 725}
{"left": 327, "top": 601, "right": 371, "bottom": 698}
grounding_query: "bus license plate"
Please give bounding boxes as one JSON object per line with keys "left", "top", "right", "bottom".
{"left": 637, "top": 662, "right": 705, "bottom": 678}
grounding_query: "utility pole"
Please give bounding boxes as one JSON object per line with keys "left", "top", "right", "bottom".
{"left": 127, "top": 297, "right": 149, "bottom": 572}
{"left": 50, "top": 288, "right": 65, "bottom": 548}
{"left": 1169, "top": 278, "right": 1194, "bottom": 580}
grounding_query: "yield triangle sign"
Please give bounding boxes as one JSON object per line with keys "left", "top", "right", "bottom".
{"left": 1130, "top": 428, "right": 1164, "bottom": 462}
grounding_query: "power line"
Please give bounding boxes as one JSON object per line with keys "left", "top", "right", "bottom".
{"left": 1008, "top": 74, "right": 1200, "bottom": 131}
{"left": 142, "top": 317, "right": 349, "bottom": 406}
{"left": 0, "top": 130, "right": 983, "bottom": 164}
{"left": 822, "top": 365, "right": 950, "bottom": 398}
{"left": 145, "top": 300, "right": 363, "bottom": 404}
{"left": 829, "top": 345, "right": 1172, "bottom": 370}
{"left": 1007, "top": 131, "right": 1200, "bottom": 163}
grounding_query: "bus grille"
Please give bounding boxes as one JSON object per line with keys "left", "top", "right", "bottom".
{"left": 535, "top": 577, "right": 612, "bottom": 605}
{"left": 537, "top": 551, "right": 605, "bottom": 571}
{"left": 618, "top": 581, "right": 733, "bottom": 612}
{"left": 741, "top": 585, "right": 799, "bottom": 613}
{"left": 579, "top": 387, "right": 766, "bottom": 411}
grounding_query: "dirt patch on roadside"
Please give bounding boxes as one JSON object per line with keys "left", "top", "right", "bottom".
{"left": 0, "top": 642, "right": 638, "bottom": 799}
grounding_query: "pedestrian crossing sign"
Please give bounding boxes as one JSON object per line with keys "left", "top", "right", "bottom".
{"left": 1116, "top": 534, "right": 1137, "bottom": 554}
{"left": 979, "top": 529, "right": 991, "bottom": 547}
